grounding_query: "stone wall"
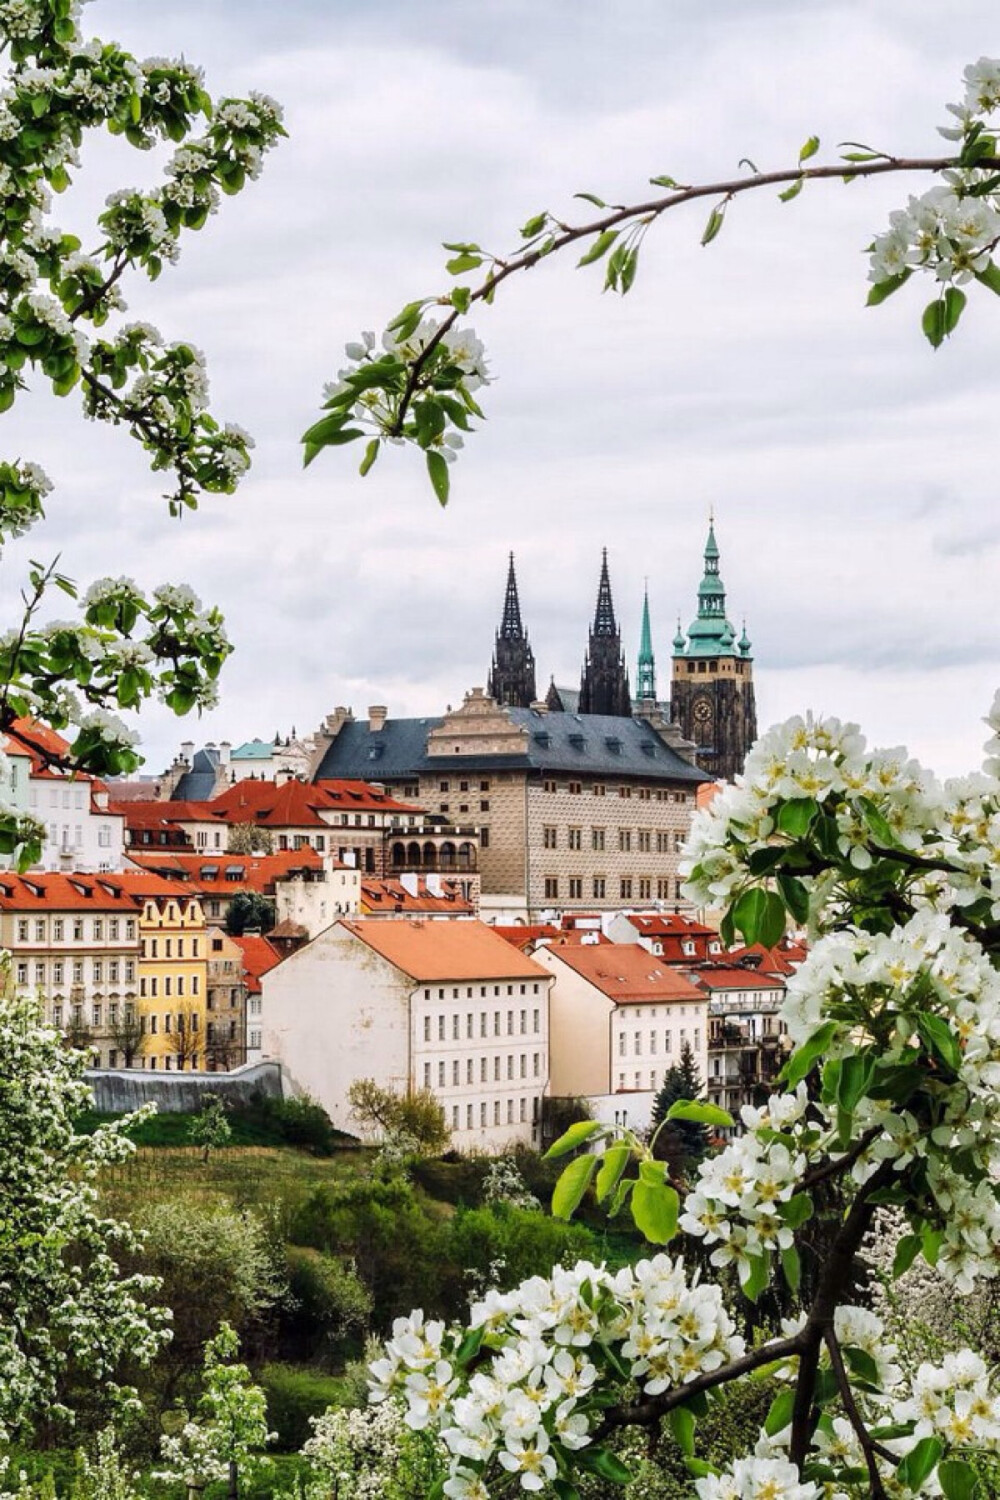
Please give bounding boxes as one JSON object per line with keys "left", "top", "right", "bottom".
{"left": 85, "top": 1060, "right": 282, "bottom": 1113}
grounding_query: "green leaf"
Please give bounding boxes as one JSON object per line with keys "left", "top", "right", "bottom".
{"left": 742, "top": 1251, "right": 770, "bottom": 1304}
{"left": 837, "top": 1051, "right": 874, "bottom": 1113}
{"left": 764, "top": 1388, "right": 795, "bottom": 1437}
{"left": 608, "top": 1177, "right": 634, "bottom": 1218}
{"left": 450, "top": 286, "right": 471, "bottom": 313}
{"left": 916, "top": 1012, "right": 961, "bottom": 1073}
{"left": 521, "top": 212, "right": 549, "bottom": 238}
{"left": 975, "top": 260, "right": 1000, "bottom": 295}
{"left": 454, "top": 1325, "right": 485, "bottom": 1366}
{"left": 843, "top": 1346, "right": 881, "bottom": 1387}
{"left": 780, "top": 1243, "right": 801, "bottom": 1294}
{"left": 631, "top": 1180, "right": 679, "bottom": 1244}
{"left": 776, "top": 797, "right": 818, "bottom": 838}
{"left": 782, "top": 1020, "right": 839, "bottom": 1089}
{"left": 544, "top": 1120, "right": 604, "bottom": 1159}
{"left": 426, "top": 450, "right": 450, "bottom": 507}
{"left": 799, "top": 135, "right": 820, "bottom": 162}
{"left": 922, "top": 1224, "right": 943, "bottom": 1266}
{"left": 898, "top": 1436, "right": 943, "bottom": 1492}
{"left": 577, "top": 1447, "right": 633, "bottom": 1484}
{"left": 359, "top": 439, "right": 380, "bottom": 477}
{"left": 777, "top": 872, "right": 809, "bottom": 925}
{"left": 779, "top": 177, "right": 804, "bottom": 202}
{"left": 867, "top": 268, "right": 912, "bottom": 305}
{"left": 649, "top": 175, "right": 679, "bottom": 188}
{"left": 551, "top": 1154, "right": 598, "bottom": 1220}
{"left": 922, "top": 297, "right": 948, "bottom": 349}
{"left": 938, "top": 1458, "right": 978, "bottom": 1500}
{"left": 552, "top": 1481, "right": 582, "bottom": 1500}
{"left": 594, "top": 1144, "right": 630, "bottom": 1203}
{"left": 701, "top": 204, "right": 726, "bottom": 245}
{"left": 732, "top": 887, "right": 786, "bottom": 948}
{"left": 577, "top": 228, "right": 619, "bottom": 267}
{"left": 667, "top": 1100, "right": 734, "bottom": 1127}
{"left": 943, "top": 284, "right": 967, "bottom": 334}
{"left": 445, "top": 252, "right": 483, "bottom": 275}
{"left": 892, "top": 1232, "right": 921, "bottom": 1279}
{"left": 779, "top": 1193, "right": 813, "bottom": 1229}
{"left": 669, "top": 1406, "right": 696, "bottom": 1456}
{"left": 574, "top": 191, "right": 608, "bottom": 207}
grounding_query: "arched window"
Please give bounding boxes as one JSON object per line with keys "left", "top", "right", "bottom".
{"left": 422, "top": 842, "right": 438, "bottom": 869}
{"left": 391, "top": 842, "right": 406, "bottom": 868}
{"left": 439, "top": 841, "right": 456, "bottom": 870}
{"left": 458, "top": 842, "right": 475, "bottom": 871}
{"left": 407, "top": 841, "right": 421, "bottom": 866}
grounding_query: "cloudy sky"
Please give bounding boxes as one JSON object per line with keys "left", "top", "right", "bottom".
{"left": 7, "top": 0, "right": 1000, "bottom": 778}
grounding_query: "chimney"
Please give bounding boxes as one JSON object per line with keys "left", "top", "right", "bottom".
{"left": 219, "top": 741, "right": 231, "bottom": 765}
{"left": 426, "top": 873, "right": 442, "bottom": 898}
{"left": 400, "top": 872, "right": 418, "bottom": 897}
{"left": 180, "top": 741, "right": 194, "bottom": 764}
{"left": 323, "top": 706, "right": 354, "bottom": 737}
{"left": 368, "top": 705, "right": 388, "bottom": 733}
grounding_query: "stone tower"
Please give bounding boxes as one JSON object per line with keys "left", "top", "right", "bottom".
{"left": 487, "top": 553, "right": 537, "bottom": 708}
{"left": 578, "top": 550, "right": 632, "bottom": 717}
{"left": 670, "top": 519, "right": 756, "bottom": 780}
{"left": 636, "top": 583, "right": 656, "bottom": 702}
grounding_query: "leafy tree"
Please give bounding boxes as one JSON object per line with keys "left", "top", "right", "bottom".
{"left": 188, "top": 1094, "right": 232, "bottom": 1163}
{"left": 155, "top": 1324, "right": 272, "bottom": 1500}
{"left": 226, "top": 824, "right": 274, "bottom": 856}
{"left": 364, "top": 697, "right": 1000, "bottom": 1499}
{"left": 0, "top": 979, "right": 169, "bottom": 1438}
{"left": 347, "top": 1077, "right": 450, "bottom": 1156}
{"left": 0, "top": 1, "right": 284, "bottom": 868}
{"left": 311, "top": 57, "right": 1000, "bottom": 502}
{"left": 649, "top": 1040, "right": 710, "bottom": 1177}
{"left": 224, "top": 892, "right": 276, "bottom": 937}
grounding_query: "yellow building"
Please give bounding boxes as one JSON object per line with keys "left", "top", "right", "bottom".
{"left": 118, "top": 872, "right": 208, "bottom": 1070}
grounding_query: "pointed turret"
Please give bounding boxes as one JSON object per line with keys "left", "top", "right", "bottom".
{"left": 487, "top": 553, "right": 537, "bottom": 708}
{"left": 579, "top": 551, "right": 632, "bottom": 716}
{"left": 636, "top": 583, "right": 656, "bottom": 701}
{"left": 675, "top": 518, "right": 737, "bottom": 657}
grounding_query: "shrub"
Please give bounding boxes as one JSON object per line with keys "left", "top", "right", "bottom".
{"left": 258, "top": 1365, "right": 348, "bottom": 1452}
{"left": 279, "top": 1248, "right": 372, "bottom": 1364}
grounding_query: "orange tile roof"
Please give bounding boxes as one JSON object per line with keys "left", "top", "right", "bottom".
{"left": 361, "top": 877, "right": 474, "bottom": 914}
{"left": 725, "top": 940, "right": 808, "bottom": 977}
{"left": 1, "top": 716, "right": 74, "bottom": 776}
{"left": 106, "top": 871, "right": 200, "bottom": 901}
{"left": 689, "top": 965, "right": 785, "bottom": 992}
{"left": 339, "top": 919, "right": 549, "bottom": 982}
{"left": 231, "top": 934, "right": 283, "bottom": 993}
{"left": 0, "top": 872, "right": 141, "bottom": 912}
{"left": 543, "top": 942, "right": 706, "bottom": 1005}
{"left": 126, "top": 848, "right": 329, "bottom": 893}
{"left": 170, "top": 778, "right": 426, "bottom": 829}
{"left": 111, "top": 802, "right": 203, "bottom": 829}
{"left": 622, "top": 912, "right": 716, "bottom": 938}
{"left": 492, "top": 924, "right": 561, "bottom": 951}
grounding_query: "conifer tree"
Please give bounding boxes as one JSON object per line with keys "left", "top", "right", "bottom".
{"left": 649, "top": 1040, "right": 709, "bottom": 1175}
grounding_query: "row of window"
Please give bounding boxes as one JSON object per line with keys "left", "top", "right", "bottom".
{"left": 141, "top": 936, "right": 201, "bottom": 958}
{"left": 139, "top": 975, "right": 201, "bottom": 997}
{"left": 423, "top": 983, "right": 543, "bottom": 1000}
{"left": 544, "top": 876, "right": 685, "bottom": 900}
{"left": 437, "top": 780, "right": 491, "bottom": 793}
{"left": 142, "top": 1010, "right": 200, "bottom": 1035}
{"left": 424, "top": 1053, "right": 543, "bottom": 1089}
{"left": 29, "top": 786, "right": 92, "bottom": 811}
{"left": 541, "top": 783, "right": 691, "bottom": 801}
{"left": 15, "top": 916, "right": 136, "bottom": 943}
{"left": 618, "top": 1027, "right": 701, "bottom": 1056}
{"left": 45, "top": 1001, "right": 132, "bottom": 1029}
{"left": 422, "top": 1008, "right": 542, "bottom": 1042}
{"left": 543, "top": 826, "right": 685, "bottom": 853}
{"left": 43, "top": 823, "right": 114, "bottom": 848}
{"left": 617, "top": 1069, "right": 684, "bottom": 1091}
{"left": 18, "top": 959, "right": 135, "bottom": 987}
{"left": 449, "top": 1095, "right": 540, "bottom": 1131}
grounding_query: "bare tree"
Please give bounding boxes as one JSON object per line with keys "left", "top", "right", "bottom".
{"left": 110, "top": 1003, "right": 144, "bottom": 1068}
{"left": 164, "top": 1001, "right": 203, "bottom": 1072}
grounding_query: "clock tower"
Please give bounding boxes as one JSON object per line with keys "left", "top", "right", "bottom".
{"left": 670, "top": 519, "right": 756, "bottom": 781}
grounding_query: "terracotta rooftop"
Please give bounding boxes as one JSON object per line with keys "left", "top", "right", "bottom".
{"left": 232, "top": 933, "right": 283, "bottom": 993}
{"left": 339, "top": 919, "right": 549, "bottom": 982}
{"left": 622, "top": 912, "right": 716, "bottom": 938}
{"left": 126, "top": 848, "right": 329, "bottom": 892}
{"left": 361, "top": 877, "right": 474, "bottom": 915}
{"left": 725, "top": 940, "right": 808, "bottom": 977}
{"left": 689, "top": 965, "right": 785, "bottom": 992}
{"left": 106, "top": 871, "right": 201, "bottom": 902}
{"left": 0, "top": 872, "right": 141, "bottom": 912}
{"left": 543, "top": 942, "right": 706, "bottom": 1005}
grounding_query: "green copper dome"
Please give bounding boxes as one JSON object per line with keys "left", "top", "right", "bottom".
{"left": 674, "top": 518, "right": 742, "bottom": 658}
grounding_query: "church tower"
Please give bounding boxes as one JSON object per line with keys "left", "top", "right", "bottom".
{"left": 636, "top": 583, "right": 656, "bottom": 702}
{"left": 578, "top": 550, "right": 632, "bottom": 717}
{"left": 487, "top": 553, "right": 537, "bottom": 708}
{"left": 670, "top": 519, "right": 757, "bottom": 779}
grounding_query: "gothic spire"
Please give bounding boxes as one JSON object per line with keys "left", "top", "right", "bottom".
{"left": 676, "top": 515, "right": 740, "bottom": 657}
{"left": 487, "top": 553, "right": 537, "bottom": 708}
{"left": 579, "top": 550, "right": 632, "bottom": 717}
{"left": 636, "top": 582, "right": 656, "bottom": 701}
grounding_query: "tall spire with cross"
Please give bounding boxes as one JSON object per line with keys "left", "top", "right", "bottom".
{"left": 636, "top": 580, "right": 656, "bottom": 701}
{"left": 579, "top": 550, "right": 632, "bottom": 716}
{"left": 487, "top": 553, "right": 537, "bottom": 707}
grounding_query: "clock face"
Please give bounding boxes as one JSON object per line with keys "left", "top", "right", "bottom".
{"left": 693, "top": 695, "right": 713, "bottom": 726}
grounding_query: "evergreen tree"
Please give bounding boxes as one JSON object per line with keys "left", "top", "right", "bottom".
{"left": 648, "top": 1041, "right": 709, "bottom": 1176}
{"left": 225, "top": 892, "right": 276, "bottom": 936}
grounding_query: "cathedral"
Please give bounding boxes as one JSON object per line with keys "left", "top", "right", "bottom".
{"left": 485, "top": 523, "right": 757, "bottom": 781}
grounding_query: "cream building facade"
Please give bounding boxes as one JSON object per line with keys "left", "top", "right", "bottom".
{"left": 262, "top": 918, "right": 552, "bottom": 1151}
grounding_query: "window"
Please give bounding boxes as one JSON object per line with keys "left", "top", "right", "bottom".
{"left": 593, "top": 876, "right": 606, "bottom": 899}
{"left": 124, "top": 960, "right": 134, "bottom": 982}
{"left": 72, "top": 960, "right": 83, "bottom": 983}
{"left": 568, "top": 826, "right": 582, "bottom": 850}
{"left": 494, "top": 1056, "right": 501, "bottom": 1081}
{"left": 593, "top": 783, "right": 606, "bottom": 797}
{"left": 53, "top": 918, "right": 65, "bottom": 941}
{"left": 639, "top": 878, "right": 652, "bottom": 900}
{"left": 73, "top": 920, "right": 83, "bottom": 941}
{"left": 35, "top": 920, "right": 46, "bottom": 941}
{"left": 568, "top": 877, "right": 582, "bottom": 899}
{"left": 53, "top": 961, "right": 64, "bottom": 984}
{"left": 452, "top": 1106, "right": 459, "bottom": 1129}
{"left": 543, "top": 779, "right": 557, "bottom": 793}
{"left": 466, "top": 1103, "right": 473, "bottom": 1130}
{"left": 519, "top": 1097, "right": 526, "bottom": 1122}
{"left": 507, "top": 1099, "right": 514, "bottom": 1124}
{"left": 93, "top": 960, "right": 103, "bottom": 984}
{"left": 620, "top": 878, "right": 633, "bottom": 900}
{"left": 34, "top": 961, "right": 45, "bottom": 985}
{"left": 126, "top": 919, "right": 135, "bottom": 940}
{"left": 507, "top": 1055, "right": 514, "bottom": 1079}
{"left": 150, "top": 1015, "right": 158, "bottom": 1035}
{"left": 93, "top": 919, "right": 104, "bottom": 941}
{"left": 481, "top": 1057, "right": 488, "bottom": 1082}
{"left": 16, "top": 963, "right": 27, "bottom": 985}
{"left": 618, "top": 828, "right": 631, "bottom": 852}
{"left": 452, "top": 1014, "right": 460, "bottom": 1040}
{"left": 439, "top": 780, "right": 450, "bottom": 792}
{"left": 591, "top": 826, "right": 605, "bottom": 851}
{"left": 533, "top": 1053, "right": 540, "bottom": 1076}
{"left": 544, "top": 876, "right": 559, "bottom": 899}
{"left": 438, "top": 1015, "right": 445, "bottom": 1041}
{"left": 16, "top": 920, "right": 27, "bottom": 942}
{"left": 634, "top": 1030, "right": 642, "bottom": 1054}
{"left": 657, "top": 878, "right": 670, "bottom": 899}
{"left": 452, "top": 1060, "right": 460, "bottom": 1086}
{"left": 480, "top": 1012, "right": 487, "bottom": 1037}
{"left": 650, "top": 1031, "right": 657, "bottom": 1053}
{"left": 618, "top": 1032, "right": 626, "bottom": 1057}
{"left": 568, "top": 781, "right": 582, "bottom": 795}
{"left": 438, "top": 1060, "right": 445, "bottom": 1087}
{"left": 466, "top": 1012, "right": 473, "bottom": 1038}
{"left": 533, "top": 1008, "right": 540, "bottom": 1032}
{"left": 480, "top": 1101, "right": 487, "bottom": 1127}
{"left": 480, "top": 828, "right": 490, "bottom": 848}
{"left": 637, "top": 830, "right": 651, "bottom": 852}
{"left": 542, "top": 826, "right": 557, "bottom": 849}
{"left": 92, "top": 1003, "right": 102, "bottom": 1027}
{"left": 494, "top": 1010, "right": 501, "bottom": 1035}
{"left": 494, "top": 1100, "right": 501, "bottom": 1125}
{"left": 109, "top": 960, "right": 119, "bottom": 983}
{"left": 466, "top": 1058, "right": 474, "bottom": 1084}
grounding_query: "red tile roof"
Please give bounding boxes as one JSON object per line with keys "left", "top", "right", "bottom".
{"left": 0, "top": 872, "right": 141, "bottom": 912}
{"left": 1, "top": 716, "right": 74, "bottom": 777}
{"left": 126, "top": 848, "right": 329, "bottom": 893}
{"left": 231, "top": 934, "right": 283, "bottom": 993}
{"left": 724, "top": 940, "right": 808, "bottom": 977}
{"left": 106, "top": 871, "right": 201, "bottom": 902}
{"left": 543, "top": 943, "right": 706, "bottom": 1005}
{"left": 361, "top": 877, "right": 474, "bottom": 915}
{"left": 689, "top": 965, "right": 785, "bottom": 992}
{"left": 339, "top": 919, "right": 549, "bottom": 982}
{"left": 622, "top": 913, "right": 716, "bottom": 938}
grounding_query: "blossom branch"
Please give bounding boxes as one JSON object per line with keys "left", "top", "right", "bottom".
{"left": 824, "top": 1325, "right": 895, "bottom": 1499}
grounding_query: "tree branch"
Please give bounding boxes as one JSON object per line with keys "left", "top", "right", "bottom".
{"left": 798, "top": 1126, "right": 882, "bottom": 1192}
{"left": 824, "top": 1325, "right": 895, "bottom": 1500}
{"left": 390, "top": 153, "right": 998, "bottom": 433}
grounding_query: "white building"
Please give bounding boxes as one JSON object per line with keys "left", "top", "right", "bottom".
{"left": 262, "top": 918, "right": 552, "bottom": 1151}
{"left": 2, "top": 718, "right": 125, "bottom": 873}
{"left": 533, "top": 941, "right": 709, "bottom": 1123}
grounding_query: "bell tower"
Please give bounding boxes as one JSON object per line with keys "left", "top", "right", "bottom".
{"left": 670, "top": 518, "right": 756, "bottom": 779}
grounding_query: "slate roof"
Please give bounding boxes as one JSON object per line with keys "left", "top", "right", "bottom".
{"left": 313, "top": 711, "right": 705, "bottom": 785}
{"left": 171, "top": 746, "right": 219, "bottom": 801}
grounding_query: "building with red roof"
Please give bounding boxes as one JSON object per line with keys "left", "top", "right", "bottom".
{"left": 606, "top": 910, "right": 723, "bottom": 963}
{"left": 2, "top": 716, "right": 125, "bottom": 873}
